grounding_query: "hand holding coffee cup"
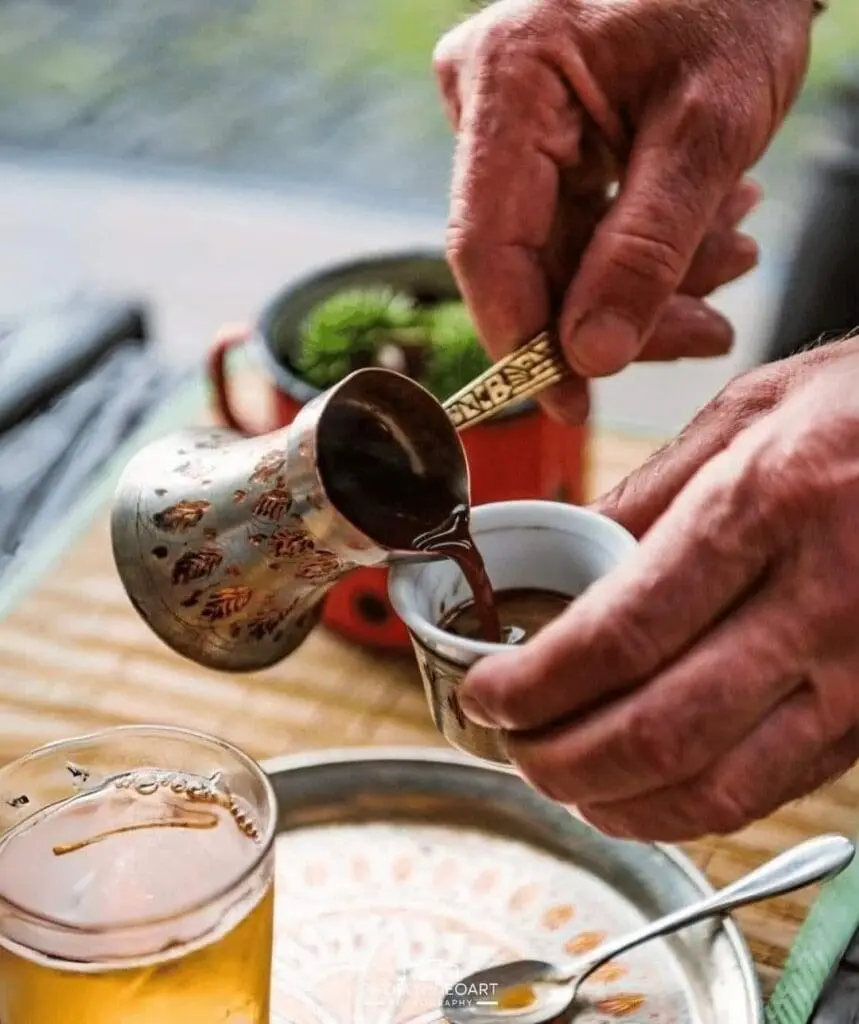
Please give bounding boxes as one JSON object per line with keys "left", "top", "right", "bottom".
{"left": 388, "top": 500, "right": 637, "bottom": 764}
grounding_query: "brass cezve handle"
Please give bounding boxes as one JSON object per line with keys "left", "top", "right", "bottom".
{"left": 441, "top": 332, "right": 568, "bottom": 431}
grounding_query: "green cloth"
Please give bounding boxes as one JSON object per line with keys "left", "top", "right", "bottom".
{"left": 767, "top": 849, "right": 859, "bottom": 1023}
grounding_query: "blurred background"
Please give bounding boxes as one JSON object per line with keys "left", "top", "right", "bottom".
{"left": 0, "top": 0, "right": 856, "bottom": 436}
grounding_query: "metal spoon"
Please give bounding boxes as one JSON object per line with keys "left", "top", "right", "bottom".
{"left": 442, "top": 834, "right": 855, "bottom": 1024}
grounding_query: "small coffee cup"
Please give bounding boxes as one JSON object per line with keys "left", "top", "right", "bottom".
{"left": 388, "top": 500, "right": 638, "bottom": 765}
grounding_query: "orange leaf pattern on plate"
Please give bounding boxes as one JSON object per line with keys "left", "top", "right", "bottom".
{"left": 590, "top": 962, "right": 628, "bottom": 984}
{"left": 393, "top": 856, "right": 413, "bottom": 882}
{"left": 272, "top": 823, "right": 699, "bottom": 1024}
{"left": 152, "top": 499, "right": 210, "bottom": 533}
{"left": 564, "top": 931, "right": 607, "bottom": 956}
{"left": 352, "top": 856, "right": 370, "bottom": 882}
{"left": 200, "top": 586, "right": 253, "bottom": 622}
{"left": 171, "top": 545, "right": 223, "bottom": 585}
{"left": 542, "top": 903, "right": 575, "bottom": 930}
{"left": 474, "top": 869, "right": 497, "bottom": 894}
{"left": 509, "top": 883, "right": 539, "bottom": 911}
{"left": 253, "top": 487, "right": 293, "bottom": 521}
{"left": 596, "top": 994, "right": 646, "bottom": 1017}
{"left": 305, "top": 863, "right": 326, "bottom": 886}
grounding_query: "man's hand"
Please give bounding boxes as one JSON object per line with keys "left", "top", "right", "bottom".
{"left": 458, "top": 338, "right": 859, "bottom": 841}
{"left": 434, "top": 0, "right": 816, "bottom": 421}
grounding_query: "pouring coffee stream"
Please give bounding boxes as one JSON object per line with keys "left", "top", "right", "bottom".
{"left": 316, "top": 400, "right": 502, "bottom": 643}
{"left": 111, "top": 328, "right": 566, "bottom": 672}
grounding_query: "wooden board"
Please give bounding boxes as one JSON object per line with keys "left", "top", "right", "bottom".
{"left": 0, "top": 403, "right": 856, "bottom": 1002}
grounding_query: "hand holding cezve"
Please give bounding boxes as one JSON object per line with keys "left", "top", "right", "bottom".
{"left": 433, "top": 0, "right": 842, "bottom": 841}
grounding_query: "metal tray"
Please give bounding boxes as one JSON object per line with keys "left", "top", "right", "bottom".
{"left": 264, "top": 748, "right": 762, "bottom": 1024}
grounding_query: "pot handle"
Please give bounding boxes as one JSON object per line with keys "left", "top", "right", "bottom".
{"left": 207, "top": 326, "right": 259, "bottom": 435}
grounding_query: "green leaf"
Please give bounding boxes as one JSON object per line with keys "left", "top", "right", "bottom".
{"left": 294, "top": 287, "right": 490, "bottom": 398}
{"left": 421, "top": 301, "right": 492, "bottom": 401}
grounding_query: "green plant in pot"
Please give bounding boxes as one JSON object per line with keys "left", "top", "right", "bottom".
{"left": 294, "top": 287, "right": 492, "bottom": 402}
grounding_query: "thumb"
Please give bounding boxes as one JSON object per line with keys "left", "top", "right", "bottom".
{"left": 591, "top": 426, "right": 727, "bottom": 540}
{"left": 560, "top": 104, "right": 742, "bottom": 377}
{"left": 591, "top": 365, "right": 781, "bottom": 537}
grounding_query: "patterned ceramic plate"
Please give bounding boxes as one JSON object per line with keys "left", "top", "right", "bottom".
{"left": 264, "top": 748, "right": 761, "bottom": 1024}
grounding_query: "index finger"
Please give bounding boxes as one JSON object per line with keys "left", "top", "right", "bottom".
{"left": 446, "top": 51, "right": 582, "bottom": 358}
{"left": 460, "top": 429, "right": 776, "bottom": 732}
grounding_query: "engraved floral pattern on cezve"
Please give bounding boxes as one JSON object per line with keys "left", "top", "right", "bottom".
{"left": 145, "top": 433, "right": 358, "bottom": 649}
{"left": 152, "top": 499, "right": 211, "bottom": 533}
{"left": 245, "top": 600, "right": 300, "bottom": 641}
{"left": 200, "top": 585, "right": 253, "bottom": 622}
{"left": 253, "top": 486, "right": 293, "bottom": 522}
{"left": 268, "top": 528, "right": 316, "bottom": 559}
{"left": 249, "top": 449, "right": 287, "bottom": 483}
{"left": 171, "top": 545, "right": 224, "bottom": 585}
{"left": 295, "top": 550, "right": 342, "bottom": 583}
{"left": 270, "top": 823, "right": 696, "bottom": 1024}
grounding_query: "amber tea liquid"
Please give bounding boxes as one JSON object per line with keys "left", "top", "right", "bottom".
{"left": 0, "top": 769, "right": 273, "bottom": 1024}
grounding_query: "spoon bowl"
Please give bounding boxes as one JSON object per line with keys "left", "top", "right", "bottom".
{"left": 442, "top": 834, "right": 855, "bottom": 1024}
{"left": 442, "top": 960, "right": 568, "bottom": 1024}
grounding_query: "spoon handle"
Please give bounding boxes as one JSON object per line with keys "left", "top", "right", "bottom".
{"left": 442, "top": 332, "right": 567, "bottom": 431}
{"left": 550, "top": 834, "right": 855, "bottom": 987}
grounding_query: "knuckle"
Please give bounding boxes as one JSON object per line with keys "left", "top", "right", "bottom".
{"left": 604, "top": 598, "right": 669, "bottom": 678}
{"left": 576, "top": 804, "right": 629, "bottom": 839}
{"left": 475, "top": 664, "right": 540, "bottom": 731}
{"left": 620, "top": 709, "right": 691, "bottom": 786}
{"left": 690, "top": 439, "right": 769, "bottom": 545}
{"left": 751, "top": 436, "right": 819, "bottom": 514}
{"left": 432, "top": 17, "right": 473, "bottom": 68}
{"left": 592, "top": 470, "right": 637, "bottom": 525}
{"left": 602, "top": 227, "right": 687, "bottom": 295}
{"left": 472, "top": 14, "right": 523, "bottom": 59}
{"left": 687, "top": 367, "right": 780, "bottom": 444}
{"left": 725, "top": 364, "right": 787, "bottom": 409}
{"left": 713, "top": 372, "right": 755, "bottom": 411}
{"left": 445, "top": 220, "right": 483, "bottom": 278}
{"left": 677, "top": 81, "right": 753, "bottom": 174}
{"left": 744, "top": 415, "right": 851, "bottom": 531}
{"left": 695, "top": 779, "right": 757, "bottom": 835}
{"left": 515, "top": 753, "right": 568, "bottom": 804}
{"left": 431, "top": 37, "right": 456, "bottom": 73}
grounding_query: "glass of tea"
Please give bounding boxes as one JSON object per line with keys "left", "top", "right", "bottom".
{"left": 388, "top": 499, "right": 637, "bottom": 765}
{"left": 0, "top": 725, "right": 277, "bottom": 1024}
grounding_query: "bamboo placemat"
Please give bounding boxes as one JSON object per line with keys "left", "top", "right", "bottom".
{"left": 0, "top": 387, "right": 856, "bottom": 1007}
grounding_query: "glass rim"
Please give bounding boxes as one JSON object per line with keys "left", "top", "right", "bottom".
{"left": 0, "top": 724, "right": 278, "bottom": 937}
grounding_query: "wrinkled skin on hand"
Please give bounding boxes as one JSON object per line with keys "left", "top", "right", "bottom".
{"left": 434, "top": 0, "right": 817, "bottom": 421}
{"left": 459, "top": 337, "right": 859, "bottom": 841}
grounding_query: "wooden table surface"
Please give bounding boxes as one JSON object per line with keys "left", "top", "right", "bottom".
{"left": 0, "top": 397, "right": 857, "bottom": 1008}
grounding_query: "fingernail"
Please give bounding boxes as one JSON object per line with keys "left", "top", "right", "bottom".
{"left": 735, "top": 180, "right": 763, "bottom": 219}
{"left": 737, "top": 234, "right": 759, "bottom": 260}
{"left": 458, "top": 691, "right": 496, "bottom": 727}
{"left": 570, "top": 313, "right": 640, "bottom": 376}
{"left": 459, "top": 665, "right": 499, "bottom": 726}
